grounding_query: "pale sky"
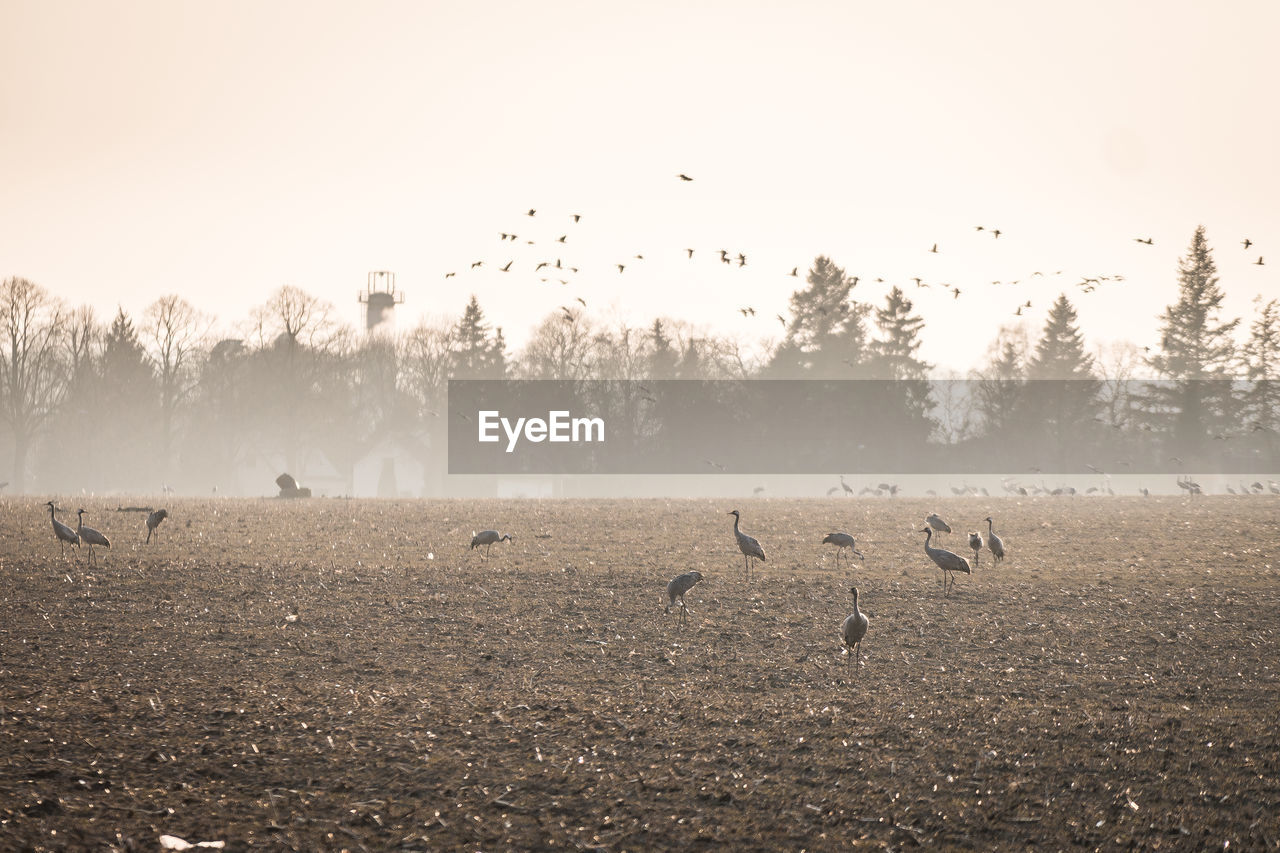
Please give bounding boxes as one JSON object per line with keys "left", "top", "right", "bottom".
{"left": 3, "top": 0, "right": 1278, "bottom": 374}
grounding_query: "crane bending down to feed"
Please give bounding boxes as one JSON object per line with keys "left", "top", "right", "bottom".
{"left": 841, "top": 586, "right": 869, "bottom": 667}
{"left": 922, "top": 527, "right": 970, "bottom": 595}
{"left": 728, "top": 510, "right": 766, "bottom": 582}
{"left": 926, "top": 513, "right": 952, "bottom": 539}
{"left": 968, "top": 531, "right": 983, "bottom": 567}
{"left": 822, "top": 532, "right": 864, "bottom": 568}
{"left": 76, "top": 509, "right": 110, "bottom": 567}
{"left": 46, "top": 501, "right": 79, "bottom": 555}
{"left": 985, "top": 516, "right": 1005, "bottom": 563}
{"left": 665, "top": 571, "right": 704, "bottom": 624}
{"left": 146, "top": 508, "right": 168, "bottom": 544}
{"left": 470, "top": 530, "right": 512, "bottom": 558}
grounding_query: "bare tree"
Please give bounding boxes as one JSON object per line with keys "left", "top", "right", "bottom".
{"left": 143, "top": 295, "right": 211, "bottom": 483}
{"left": 515, "top": 309, "right": 597, "bottom": 380}
{"left": 0, "top": 277, "right": 67, "bottom": 491}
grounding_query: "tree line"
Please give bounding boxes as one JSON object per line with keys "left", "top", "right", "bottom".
{"left": 1, "top": 226, "right": 1276, "bottom": 494}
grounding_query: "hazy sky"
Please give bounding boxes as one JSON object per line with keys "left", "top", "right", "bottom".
{"left": 3, "top": 0, "right": 1277, "bottom": 374}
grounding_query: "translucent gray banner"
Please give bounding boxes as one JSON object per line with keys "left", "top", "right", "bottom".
{"left": 446, "top": 379, "right": 1278, "bottom": 475}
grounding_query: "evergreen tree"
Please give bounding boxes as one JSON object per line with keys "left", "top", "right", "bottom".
{"left": 1145, "top": 226, "right": 1240, "bottom": 455}
{"left": 867, "top": 286, "right": 930, "bottom": 380}
{"left": 1241, "top": 298, "right": 1280, "bottom": 434}
{"left": 973, "top": 326, "right": 1027, "bottom": 438}
{"left": 865, "top": 286, "right": 935, "bottom": 452}
{"left": 647, "top": 319, "right": 678, "bottom": 379}
{"left": 450, "top": 296, "right": 507, "bottom": 379}
{"left": 766, "top": 256, "right": 871, "bottom": 377}
{"left": 1022, "top": 294, "right": 1101, "bottom": 468}
{"left": 98, "top": 307, "right": 160, "bottom": 489}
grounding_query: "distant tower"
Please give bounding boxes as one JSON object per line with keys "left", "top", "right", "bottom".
{"left": 359, "top": 271, "right": 404, "bottom": 334}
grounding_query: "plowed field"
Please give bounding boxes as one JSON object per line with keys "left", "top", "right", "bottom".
{"left": 2, "top": 496, "right": 1277, "bottom": 851}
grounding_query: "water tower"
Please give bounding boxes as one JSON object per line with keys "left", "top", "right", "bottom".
{"left": 359, "top": 270, "right": 404, "bottom": 334}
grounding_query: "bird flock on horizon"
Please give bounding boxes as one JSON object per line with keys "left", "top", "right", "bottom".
{"left": 432, "top": 173, "right": 1271, "bottom": 332}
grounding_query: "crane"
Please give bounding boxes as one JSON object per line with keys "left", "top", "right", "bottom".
{"left": 76, "top": 509, "right": 111, "bottom": 567}
{"left": 728, "top": 510, "right": 766, "bottom": 582}
{"left": 841, "top": 586, "right": 869, "bottom": 667}
{"left": 664, "top": 571, "right": 704, "bottom": 624}
{"left": 146, "top": 508, "right": 169, "bottom": 544}
{"left": 926, "top": 513, "right": 952, "bottom": 539}
{"left": 921, "top": 527, "right": 970, "bottom": 595}
{"left": 46, "top": 501, "right": 79, "bottom": 555}
{"left": 984, "top": 516, "right": 1005, "bottom": 563}
{"left": 968, "top": 531, "right": 984, "bottom": 567}
{"left": 821, "top": 532, "right": 864, "bottom": 568}
{"left": 470, "top": 529, "right": 512, "bottom": 558}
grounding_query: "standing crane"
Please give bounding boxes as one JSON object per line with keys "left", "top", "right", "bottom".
{"left": 821, "top": 532, "right": 864, "bottom": 568}
{"left": 46, "top": 501, "right": 80, "bottom": 555}
{"left": 728, "top": 509, "right": 766, "bottom": 582}
{"left": 984, "top": 516, "right": 1005, "bottom": 563}
{"left": 841, "top": 586, "right": 869, "bottom": 668}
{"left": 145, "top": 508, "right": 168, "bottom": 544}
{"left": 968, "top": 530, "right": 984, "bottom": 567}
{"left": 664, "top": 571, "right": 704, "bottom": 624}
{"left": 470, "top": 530, "right": 512, "bottom": 558}
{"left": 921, "top": 527, "right": 970, "bottom": 595}
{"left": 76, "top": 509, "right": 111, "bottom": 567}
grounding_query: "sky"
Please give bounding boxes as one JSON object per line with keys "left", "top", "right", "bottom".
{"left": 3, "top": 0, "right": 1278, "bottom": 375}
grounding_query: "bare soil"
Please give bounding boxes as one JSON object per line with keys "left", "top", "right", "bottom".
{"left": 1, "top": 496, "right": 1278, "bottom": 851}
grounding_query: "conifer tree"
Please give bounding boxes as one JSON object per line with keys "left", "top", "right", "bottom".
{"left": 1145, "top": 226, "right": 1239, "bottom": 453}
{"left": 450, "top": 296, "right": 507, "bottom": 379}
{"left": 766, "top": 256, "right": 870, "bottom": 377}
{"left": 1241, "top": 298, "right": 1280, "bottom": 434}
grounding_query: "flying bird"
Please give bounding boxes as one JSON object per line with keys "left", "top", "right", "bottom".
{"left": 1135, "top": 237, "right": 1154, "bottom": 245}
{"left": 789, "top": 267, "right": 798, "bottom": 277}
{"left": 500, "top": 261, "right": 512, "bottom": 272}
{"left": 616, "top": 263, "right": 626, "bottom": 273}
{"left": 1255, "top": 256, "right": 1266, "bottom": 266}
{"left": 678, "top": 173, "right": 693, "bottom": 181}
{"left": 526, "top": 209, "right": 536, "bottom": 216}
{"left": 1242, "top": 238, "right": 1252, "bottom": 249}
{"left": 571, "top": 214, "right": 581, "bottom": 222}
{"left": 686, "top": 248, "right": 695, "bottom": 258}
{"left": 991, "top": 229, "right": 1002, "bottom": 238}
{"left": 930, "top": 243, "right": 938, "bottom": 253}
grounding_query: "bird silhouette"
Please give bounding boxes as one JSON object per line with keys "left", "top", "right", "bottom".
{"left": 500, "top": 261, "right": 512, "bottom": 272}
{"left": 930, "top": 243, "right": 938, "bottom": 253}
{"left": 951, "top": 287, "right": 962, "bottom": 299}
{"left": 686, "top": 248, "right": 695, "bottom": 258}
{"left": 557, "top": 235, "right": 567, "bottom": 243}
{"left": 1135, "top": 237, "right": 1153, "bottom": 245}
{"left": 789, "top": 267, "right": 799, "bottom": 277}
{"left": 776, "top": 314, "right": 787, "bottom": 327}
{"left": 1256, "top": 256, "right": 1266, "bottom": 266}
{"left": 471, "top": 261, "right": 483, "bottom": 268}
{"left": 991, "top": 229, "right": 1002, "bottom": 238}
{"left": 571, "top": 214, "right": 581, "bottom": 222}
{"left": 526, "top": 209, "right": 536, "bottom": 216}
{"left": 616, "top": 263, "right": 626, "bottom": 273}
{"left": 445, "top": 272, "right": 456, "bottom": 278}
{"left": 678, "top": 173, "right": 693, "bottom": 181}
{"left": 1242, "top": 238, "right": 1252, "bottom": 249}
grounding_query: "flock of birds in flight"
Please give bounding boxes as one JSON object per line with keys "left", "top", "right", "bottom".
{"left": 434, "top": 174, "right": 1269, "bottom": 329}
